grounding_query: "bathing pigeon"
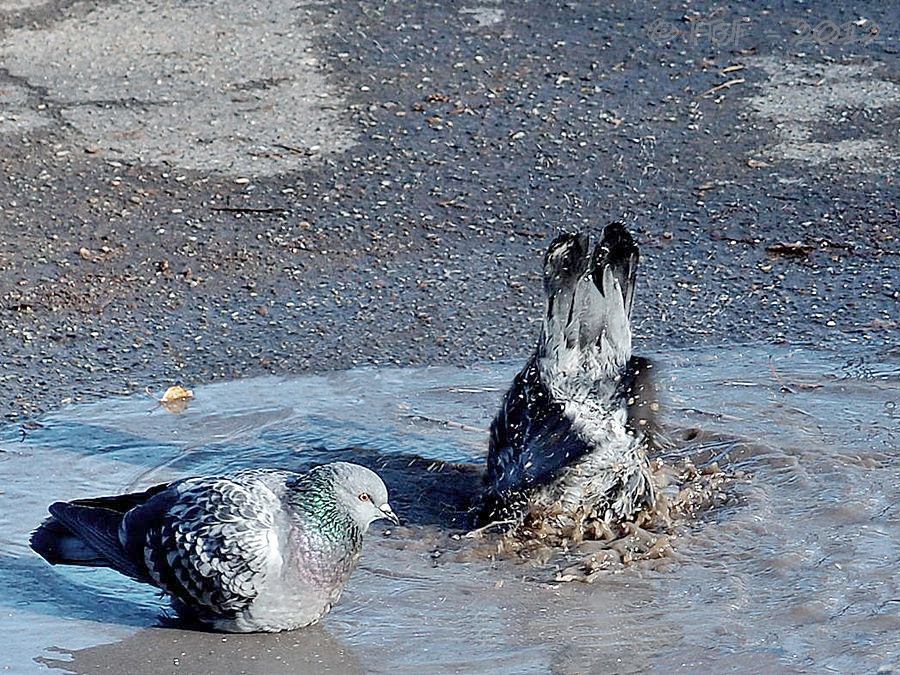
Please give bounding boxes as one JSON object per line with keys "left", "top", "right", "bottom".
{"left": 31, "top": 461, "right": 399, "bottom": 632}
{"left": 480, "top": 223, "right": 656, "bottom": 530}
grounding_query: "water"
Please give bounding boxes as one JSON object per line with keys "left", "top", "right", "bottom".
{"left": 0, "top": 345, "right": 897, "bottom": 673}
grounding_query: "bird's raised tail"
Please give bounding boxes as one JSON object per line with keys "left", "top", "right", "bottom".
{"left": 538, "top": 222, "right": 639, "bottom": 388}
{"left": 30, "top": 485, "right": 168, "bottom": 580}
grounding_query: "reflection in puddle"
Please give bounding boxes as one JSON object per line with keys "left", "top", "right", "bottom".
{"left": 0, "top": 345, "right": 897, "bottom": 673}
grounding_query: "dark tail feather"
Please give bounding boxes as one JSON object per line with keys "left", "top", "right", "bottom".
{"left": 543, "top": 232, "right": 590, "bottom": 298}
{"left": 67, "top": 482, "right": 170, "bottom": 512}
{"left": 542, "top": 233, "right": 591, "bottom": 349}
{"left": 31, "top": 501, "right": 144, "bottom": 580}
{"left": 31, "top": 485, "right": 167, "bottom": 575}
{"left": 575, "top": 223, "right": 638, "bottom": 372}
{"left": 540, "top": 233, "right": 592, "bottom": 355}
{"left": 592, "top": 222, "right": 639, "bottom": 318}
{"left": 30, "top": 516, "right": 110, "bottom": 567}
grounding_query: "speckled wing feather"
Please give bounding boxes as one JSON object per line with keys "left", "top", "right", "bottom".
{"left": 121, "top": 470, "right": 284, "bottom": 620}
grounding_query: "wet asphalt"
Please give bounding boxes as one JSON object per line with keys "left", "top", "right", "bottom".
{"left": 0, "top": 0, "right": 897, "bottom": 420}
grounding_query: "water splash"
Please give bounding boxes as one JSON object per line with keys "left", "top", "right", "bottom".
{"left": 1, "top": 344, "right": 897, "bottom": 673}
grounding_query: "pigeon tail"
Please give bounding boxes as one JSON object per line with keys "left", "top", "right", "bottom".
{"left": 30, "top": 487, "right": 168, "bottom": 580}
{"left": 592, "top": 222, "right": 639, "bottom": 321}
{"left": 538, "top": 223, "right": 638, "bottom": 392}
{"left": 30, "top": 516, "right": 109, "bottom": 567}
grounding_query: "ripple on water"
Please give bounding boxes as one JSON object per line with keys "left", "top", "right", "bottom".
{"left": 0, "top": 344, "right": 897, "bottom": 673}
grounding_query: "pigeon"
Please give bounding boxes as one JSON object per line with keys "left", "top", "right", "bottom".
{"left": 31, "top": 461, "right": 399, "bottom": 632}
{"left": 479, "top": 223, "right": 656, "bottom": 530}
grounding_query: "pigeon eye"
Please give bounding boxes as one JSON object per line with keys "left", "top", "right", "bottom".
{"left": 358, "top": 493, "right": 370, "bottom": 502}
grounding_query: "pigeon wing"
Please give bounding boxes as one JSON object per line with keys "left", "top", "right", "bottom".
{"left": 485, "top": 357, "right": 593, "bottom": 498}
{"left": 123, "top": 471, "right": 283, "bottom": 618}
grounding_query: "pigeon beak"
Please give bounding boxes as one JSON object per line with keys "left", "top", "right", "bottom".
{"left": 379, "top": 503, "right": 400, "bottom": 525}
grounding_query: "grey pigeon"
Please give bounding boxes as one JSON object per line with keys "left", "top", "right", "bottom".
{"left": 31, "top": 461, "right": 399, "bottom": 632}
{"left": 480, "top": 224, "right": 656, "bottom": 528}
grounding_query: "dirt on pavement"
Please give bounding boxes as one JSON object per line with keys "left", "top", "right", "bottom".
{"left": 0, "top": 0, "right": 897, "bottom": 420}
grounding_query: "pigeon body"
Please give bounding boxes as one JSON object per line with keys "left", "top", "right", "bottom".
{"left": 480, "top": 224, "right": 656, "bottom": 530}
{"left": 31, "top": 462, "right": 398, "bottom": 632}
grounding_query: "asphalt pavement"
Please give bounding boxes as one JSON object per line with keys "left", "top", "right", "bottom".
{"left": 0, "top": 0, "right": 896, "bottom": 419}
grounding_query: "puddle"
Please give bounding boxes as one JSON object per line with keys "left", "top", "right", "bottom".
{"left": 0, "top": 345, "right": 898, "bottom": 673}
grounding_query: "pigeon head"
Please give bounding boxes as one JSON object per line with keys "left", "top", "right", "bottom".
{"left": 315, "top": 462, "right": 399, "bottom": 530}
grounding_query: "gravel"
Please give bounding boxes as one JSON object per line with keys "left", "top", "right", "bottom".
{"left": 0, "top": 0, "right": 897, "bottom": 421}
